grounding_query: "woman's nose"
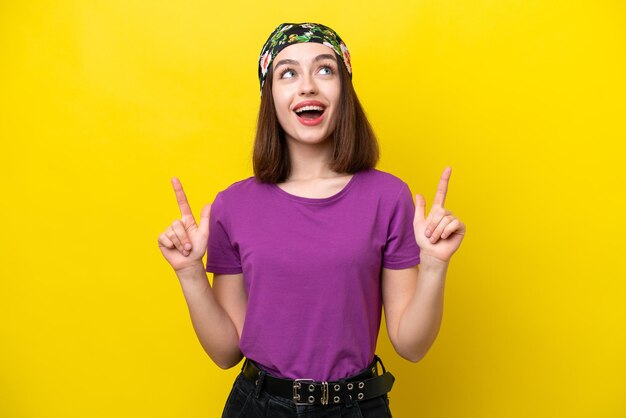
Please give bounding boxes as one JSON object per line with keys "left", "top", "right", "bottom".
{"left": 298, "top": 73, "right": 318, "bottom": 95}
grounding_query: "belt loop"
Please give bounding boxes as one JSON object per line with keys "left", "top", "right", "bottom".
{"left": 339, "top": 378, "right": 357, "bottom": 408}
{"left": 253, "top": 370, "right": 266, "bottom": 398}
{"left": 375, "top": 355, "right": 387, "bottom": 374}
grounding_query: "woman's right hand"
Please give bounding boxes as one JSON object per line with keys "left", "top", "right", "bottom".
{"left": 158, "top": 177, "right": 211, "bottom": 273}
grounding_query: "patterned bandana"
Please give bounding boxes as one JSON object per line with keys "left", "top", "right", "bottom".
{"left": 258, "top": 22, "right": 352, "bottom": 93}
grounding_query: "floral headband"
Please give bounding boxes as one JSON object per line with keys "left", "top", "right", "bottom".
{"left": 258, "top": 23, "right": 352, "bottom": 94}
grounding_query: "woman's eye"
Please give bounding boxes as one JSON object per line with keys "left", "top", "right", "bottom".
{"left": 281, "top": 69, "right": 295, "bottom": 79}
{"left": 319, "top": 66, "right": 333, "bottom": 75}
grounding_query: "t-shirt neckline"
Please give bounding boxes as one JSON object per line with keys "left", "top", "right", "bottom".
{"left": 269, "top": 170, "right": 364, "bottom": 204}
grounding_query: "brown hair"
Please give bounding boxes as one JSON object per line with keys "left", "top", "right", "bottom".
{"left": 252, "top": 60, "right": 379, "bottom": 183}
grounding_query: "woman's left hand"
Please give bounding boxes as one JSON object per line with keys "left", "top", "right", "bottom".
{"left": 413, "top": 167, "right": 466, "bottom": 265}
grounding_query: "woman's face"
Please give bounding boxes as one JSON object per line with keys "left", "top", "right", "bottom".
{"left": 271, "top": 42, "right": 341, "bottom": 147}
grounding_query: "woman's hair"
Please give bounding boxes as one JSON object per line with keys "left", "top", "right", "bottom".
{"left": 252, "top": 59, "right": 379, "bottom": 183}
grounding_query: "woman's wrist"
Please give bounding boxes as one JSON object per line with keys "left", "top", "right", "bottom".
{"left": 418, "top": 253, "right": 450, "bottom": 273}
{"left": 175, "top": 261, "right": 208, "bottom": 281}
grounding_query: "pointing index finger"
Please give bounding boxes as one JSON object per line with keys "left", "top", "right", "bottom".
{"left": 432, "top": 167, "right": 452, "bottom": 208}
{"left": 171, "top": 177, "right": 195, "bottom": 224}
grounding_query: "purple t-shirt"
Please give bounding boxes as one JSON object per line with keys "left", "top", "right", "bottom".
{"left": 206, "top": 168, "right": 420, "bottom": 381}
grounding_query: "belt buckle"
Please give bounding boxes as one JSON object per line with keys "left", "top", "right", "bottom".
{"left": 293, "top": 379, "right": 316, "bottom": 405}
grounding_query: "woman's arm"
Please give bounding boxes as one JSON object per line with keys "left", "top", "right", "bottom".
{"left": 176, "top": 265, "right": 247, "bottom": 369}
{"left": 158, "top": 178, "right": 246, "bottom": 369}
{"left": 382, "top": 258, "right": 448, "bottom": 362}
{"left": 383, "top": 167, "right": 465, "bottom": 362}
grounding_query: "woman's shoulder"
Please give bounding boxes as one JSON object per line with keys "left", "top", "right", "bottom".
{"left": 222, "top": 176, "right": 259, "bottom": 192}
{"left": 214, "top": 176, "right": 269, "bottom": 202}
{"left": 357, "top": 168, "right": 409, "bottom": 193}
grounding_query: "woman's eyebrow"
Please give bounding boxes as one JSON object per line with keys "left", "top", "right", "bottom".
{"left": 274, "top": 58, "right": 298, "bottom": 70}
{"left": 313, "top": 53, "right": 337, "bottom": 63}
{"left": 274, "top": 54, "right": 337, "bottom": 70}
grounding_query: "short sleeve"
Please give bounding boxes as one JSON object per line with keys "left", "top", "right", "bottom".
{"left": 382, "top": 183, "right": 421, "bottom": 269}
{"left": 205, "top": 192, "right": 242, "bottom": 274}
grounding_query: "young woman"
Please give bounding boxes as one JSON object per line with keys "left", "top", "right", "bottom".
{"left": 158, "top": 23, "right": 465, "bottom": 417}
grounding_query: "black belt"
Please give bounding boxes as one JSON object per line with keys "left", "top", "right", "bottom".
{"left": 241, "top": 356, "right": 395, "bottom": 406}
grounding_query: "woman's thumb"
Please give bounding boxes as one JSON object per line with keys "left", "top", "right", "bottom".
{"left": 414, "top": 194, "right": 426, "bottom": 222}
{"left": 198, "top": 203, "right": 212, "bottom": 236}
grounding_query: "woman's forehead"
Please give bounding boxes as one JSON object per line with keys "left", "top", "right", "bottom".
{"left": 273, "top": 43, "right": 338, "bottom": 67}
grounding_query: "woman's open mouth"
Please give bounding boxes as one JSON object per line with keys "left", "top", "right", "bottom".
{"left": 294, "top": 104, "right": 326, "bottom": 126}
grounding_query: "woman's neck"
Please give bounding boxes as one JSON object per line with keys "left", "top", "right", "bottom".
{"left": 286, "top": 138, "right": 338, "bottom": 181}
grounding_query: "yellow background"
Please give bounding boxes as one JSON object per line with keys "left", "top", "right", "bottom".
{"left": 1, "top": 1, "right": 625, "bottom": 417}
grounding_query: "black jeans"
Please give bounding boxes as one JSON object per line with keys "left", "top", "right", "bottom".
{"left": 222, "top": 372, "right": 393, "bottom": 417}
